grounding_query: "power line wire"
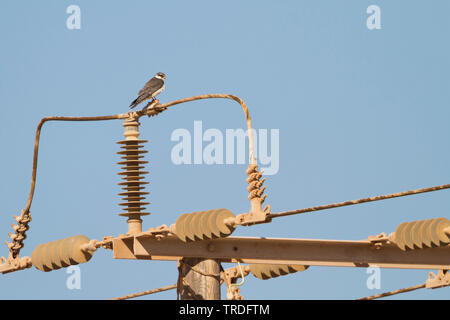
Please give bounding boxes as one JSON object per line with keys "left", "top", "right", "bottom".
{"left": 269, "top": 184, "right": 450, "bottom": 219}
{"left": 357, "top": 283, "right": 426, "bottom": 300}
{"left": 111, "top": 284, "right": 177, "bottom": 300}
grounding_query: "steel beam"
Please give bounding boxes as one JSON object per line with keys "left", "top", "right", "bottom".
{"left": 112, "top": 235, "right": 450, "bottom": 270}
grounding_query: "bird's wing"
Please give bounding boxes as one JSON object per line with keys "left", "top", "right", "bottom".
{"left": 129, "top": 77, "right": 164, "bottom": 109}
{"left": 138, "top": 77, "right": 164, "bottom": 97}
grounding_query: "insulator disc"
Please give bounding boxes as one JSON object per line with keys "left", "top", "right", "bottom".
{"left": 394, "top": 222, "right": 409, "bottom": 251}
{"left": 197, "top": 211, "right": 213, "bottom": 240}
{"left": 403, "top": 220, "right": 418, "bottom": 250}
{"left": 117, "top": 150, "right": 148, "bottom": 155}
{"left": 119, "top": 144, "right": 146, "bottom": 148}
{"left": 118, "top": 170, "right": 149, "bottom": 176}
{"left": 53, "top": 239, "right": 69, "bottom": 268}
{"left": 267, "top": 264, "right": 282, "bottom": 278}
{"left": 186, "top": 212, "right": 204, "bottom": 241}
{"left": 60, "top": 237, "right": 75, "bottom": 266}
{"left": 175, "top": 213, "right": 191, "bottom": 242}
{"left": 120, "top": 157, "right": 146, "bottom": 161}
{"left": 118, "top": 191, "right": 149, "bottom": 196}
{"left": 434, "top": 218, "right": 450, "bottom": 244}
{"left": 38, "top": 244, "right": 53, "bottom": 272}
{"left": 181, "top": 213, "right": 198, "bottom": 242}
{"left": 277, "top": 264, "right": 291, "bottom": 275}
{"left": 421, "top": 219, "right": 435, "bottom": 248}
{"left": 42, "top": 241, "right": 60, "bottom": 271}
{"left": 119, "top": 212, "right": 150, "bottom": 217}
{"left": 249, "top": 263, "right": 259, "bottom": 277}
{"left": 250, "top": 264, "right": 265, "bottom": 280}
{"left": 118, "top": 181, "right": 149, "bottom": 186}
{"left": 119, "top": 153, "right": 146, "bottom": 157}
{"left": 31, "top": 243, "right": 45, "bottom": 271}
{"left": 289, "top": 265, "right": 309, "bottom": 272}
{"left": 428, "top": 218, "right": 449, "bottom": 247}
{"left": 120, "top": 186, "right": 146, "bottom": 191}
{"left": 117, "top": 139, "right": 148, "bottom": 144}
{"left": 410, "top": 219, "right": 425, "bottom": 249}
{"left": 215, "top": 209, "right": 235, "bottom": 236}
{"left": 206, "top": 210, "right": 222, "bottom": 239}
{"left": 260, "top": 264, "right": 275, "bottom": 279}
{"left": 122, "top": 196, "right": 146, "bottom": 201}
{"left": 120, "top": 166, "right": 145, "bottom": 171}
{"left": 119, "top": 201, "right": 150, "bottom": 207}
{"left": 69, "top": 235, "right": 92, "bottom": 264}
{"left": 117, "top": 160, "right": 148, "bottom": 165}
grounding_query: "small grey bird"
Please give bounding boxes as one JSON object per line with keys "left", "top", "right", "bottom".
{"left": 129, "top": 72, "right": 166, "bottom": 109}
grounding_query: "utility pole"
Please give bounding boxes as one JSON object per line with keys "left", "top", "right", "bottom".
{"left": 2, "top": 94, "right": 450, "bottom": 300}
{"left": 179, "top": 258, "right": 221, "bottom": 300}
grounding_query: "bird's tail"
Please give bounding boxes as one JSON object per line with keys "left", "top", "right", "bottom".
{"left": 129, "top": 98, "right": 138, "bottom": 109}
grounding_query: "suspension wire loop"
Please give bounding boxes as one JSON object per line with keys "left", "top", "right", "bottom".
{"left": 157, "top": 94, "right": 257, "bottom": 165}
{"left": 9, "top": 114, "right": 127, "bottom": 259}
{"left": 111, "top": 284, "right": 177, "bottom": 300}
{"left": 357, "top": 283, "right": 426, "bottom": 300}
{"left": 269, "top": 184, "right": 450, "bottom": 219}
{"left": 12, "top": 94, "right": 255, "bottom": 259}
{"left": 24, "top": 114, "right": 127, "bottom": 214}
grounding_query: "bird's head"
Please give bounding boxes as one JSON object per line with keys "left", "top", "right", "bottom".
{"left": 155, "top": 72, "right": 166, "bottom": 80}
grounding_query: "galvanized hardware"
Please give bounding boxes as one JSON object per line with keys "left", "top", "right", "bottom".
{"left": 222, "top": 264, "right": 251, "bottom": 284}
{"left": 173, "top": 209, "right": 236, "bottom": 242}
{"left": 6, "top": 210, "right": 32, "bottom": 259}
{"left": 0, "top": 256, "right": 32, "bottom": 274}
{"left": 118, "top": 118, "right": 150, "bottom": 234}
{"left": 235, "top": 165, "right": 271, "bottom": 226}
{"left": 249, "top": 263, "right": 308, "bottom": 280}
{"left": 144, "top": 100, "right": 167, "bottom": 118}
{"left": 392, "top": 217, "right": 450, "bottom": 251}
{"left": 426, "top": 270, "right": 450, "bottom": 289}
{"left": 31, "top": 235, "right": 96, "bottom": 272}
{"left": 367, "top": 232, "right": 391, "bottom": 249}
{"left": 136, "top": 225, "right": 171, "bottom": 241}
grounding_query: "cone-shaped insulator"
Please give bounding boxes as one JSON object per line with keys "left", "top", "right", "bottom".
{"left": 117, "top": 139, "right": 150, "bottom": 218}
{"left": 250, "top": 263, "right": 309, "bottom": 280}
{"left": 394, "top": 217, "right": 450, "bottom": 251}
{"left": 175, "top": 209, "right": 236, "bottom": 242}
{"left": 31, "top": 235, "right": 93, "bottom": 272}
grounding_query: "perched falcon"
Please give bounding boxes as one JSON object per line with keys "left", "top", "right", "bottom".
{"left": 129, "top": 72, "right": 166, "bottom": 109}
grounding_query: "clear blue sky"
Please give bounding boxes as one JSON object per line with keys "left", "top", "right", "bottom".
{"left": 0, "top": 0, "right": 449, "bottom": 299}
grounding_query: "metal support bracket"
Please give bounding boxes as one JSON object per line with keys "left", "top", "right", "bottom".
{"left": 426, "top": 270, "right": 450, "bottom": 289}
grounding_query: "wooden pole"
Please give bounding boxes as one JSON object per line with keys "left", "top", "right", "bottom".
{"left": 179, "top": 258, "right": 221, "bottom": 300}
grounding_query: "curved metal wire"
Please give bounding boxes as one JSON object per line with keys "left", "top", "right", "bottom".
{"left": 157, "top": 94, "right": 257, "bottom": 165}
{"left": 24, "top": 115, "right": 128, "bottom": 215}
{"left": 11, "top": 94, "right": 257, "bottom": 258}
